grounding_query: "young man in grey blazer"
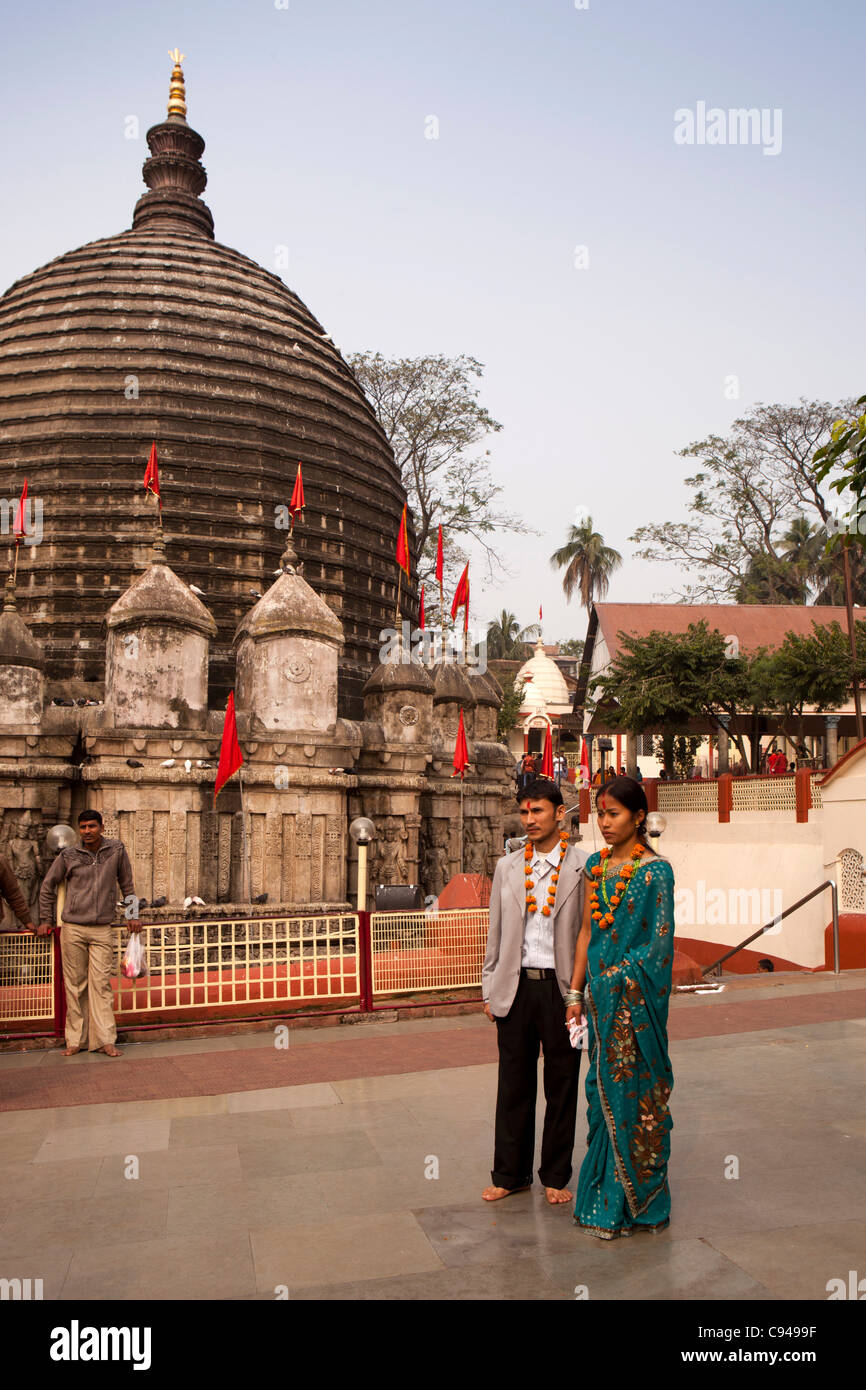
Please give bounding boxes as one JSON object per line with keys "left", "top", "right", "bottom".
{"left": 481, "top": 777, "right": 588, "bottom": 1205}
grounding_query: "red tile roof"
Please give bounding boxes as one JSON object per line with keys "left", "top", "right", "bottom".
{"left": 595, "top": 603, "right": 853, "bottom": 664}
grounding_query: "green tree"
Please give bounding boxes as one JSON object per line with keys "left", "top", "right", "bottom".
{"left": 496, "top": 677, "right": 526, "bottom": 741}
{"left": 768, "top": 622, "right": 863, "bottom": 747}
{"left": 557, "top": 638, "right": 585, "bottom": 658}
{"left": 631, "top": 398, "right": 864, "bottom": 602}
{"left": 652, "top": 734, "right": 701, "bottom": 779}
{"left": 485, "top": 611, "right": 540, "bottom": 660}
{"left": 813, "top": 394, "right": 866, "bottom": 533}
{"left": 813, "top": 396, "right": 866, "bottom": 737}
{"left": 550, "top": 517, "right": 622, "bottom": 611}
{"left": 590, "top": 624, "right": 734, "bottom": 773}
{"left": 591, "top": 619, "right": 863, "bottom": 774}
{"left": 347, "top": 352, "right": 530, "bottom": 599}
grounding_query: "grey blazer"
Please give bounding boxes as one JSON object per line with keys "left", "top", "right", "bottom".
{"left": 482, "top": 842, "right": 589, "bottom": 1018}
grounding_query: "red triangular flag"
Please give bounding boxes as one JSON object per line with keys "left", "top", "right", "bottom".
{"left": 539, "top": 603, "right": 543, "bottom": 623}
{"left": 396, "top": 504, "right": 410, "bottom": 578}
{"left": 541, "top": 722, "right": 554, "bottom": 778}
{"left": 451, "top": 563, "right": 469, "bottom": 631}
{"left": 419, "top": 585, "right": 425, "bottom": 630}
{"left": 290, "top": 463, "right": 305, "bottom": 527}
{"left": 580, "top": 738, "right": 590, "bottom": 785}
{"left": 214, "top": 691, "right": 243, "bottom": 801}
{"left": 12, "top": 479, "right": 28, "bottom": 538}
{"left": 143, "top": 442, "right": 161, "bottom": 509}
{"left": 435, "top": 524, "right": 444, "bottom": 585}
{"left": 452, "top": 707, "right": 469, "bottom": 778}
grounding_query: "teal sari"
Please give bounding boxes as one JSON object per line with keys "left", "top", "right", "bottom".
{"left": 574, "top": 851, "right": 675, "bottom": 1238}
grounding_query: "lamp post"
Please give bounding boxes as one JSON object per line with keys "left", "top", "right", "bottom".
{"left": 645, "top": 812, "right": 667, "bottom": 850}
{"left": 349, "top": 817, "right": 376, "bottom": 912}
{"left": 45, "top": 823, "right": 77, "bottom": 925}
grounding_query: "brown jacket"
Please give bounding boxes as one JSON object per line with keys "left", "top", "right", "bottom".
{"left": 0, "top": 855, "right": 33, "bottom": 926}
{"left": 39, "top": 838, "right": 136, "bottom": 926}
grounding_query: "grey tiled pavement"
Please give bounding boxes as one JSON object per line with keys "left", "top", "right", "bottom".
{"left": 1, "top": 989, "right": 864, "bottom": 1300}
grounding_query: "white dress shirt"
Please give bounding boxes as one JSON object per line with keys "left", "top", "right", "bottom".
{"left": 521, "top": 843, "right": 563, "bottom": 968}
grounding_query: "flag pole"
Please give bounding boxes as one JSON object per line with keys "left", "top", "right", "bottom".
{"left": 459, "top": 774, "right": 465, "bottom": 873}
{"left": 238, "top": 765, "right": 252, "bottom": 904}
{"left": 12, "top": 539, "right": 19, "bottom": 586}
{"left": 395, "top": 567, "right": 402, "bottom": 622}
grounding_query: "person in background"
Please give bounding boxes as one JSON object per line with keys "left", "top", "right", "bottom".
{"left": 38, "top": 810, "right": 141, "bottom": 1058}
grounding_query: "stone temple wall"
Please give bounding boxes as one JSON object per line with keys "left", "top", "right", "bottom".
{"left": 0, "top": 543, "right": 514, "bottom": 923}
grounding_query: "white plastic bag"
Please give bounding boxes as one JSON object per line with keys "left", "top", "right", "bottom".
{"left": 121, "top": 933, "right": 147, "bottom": 980}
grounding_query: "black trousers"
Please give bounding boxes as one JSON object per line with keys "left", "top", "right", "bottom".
{"left": 492, "top": 973, "right": 581, "bottom": 1191}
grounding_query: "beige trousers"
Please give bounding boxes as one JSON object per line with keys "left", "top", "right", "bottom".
{"left": 60, "top": 922, "right": 117, "bottom": 1050}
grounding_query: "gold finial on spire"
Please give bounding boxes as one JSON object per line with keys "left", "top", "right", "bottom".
{"left": 167, "top": 49, "right": 187, "bottom": 121}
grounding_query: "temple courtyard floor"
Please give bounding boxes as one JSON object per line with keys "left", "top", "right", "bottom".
{"left": 0, "top": 969, "right": 864, "bottom": 1301}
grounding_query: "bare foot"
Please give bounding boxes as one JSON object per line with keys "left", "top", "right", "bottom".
{"left": 544, "top": 1187, "right": 573, "bottom": 1205}
{"left": 98, "top": 1044, "right": 122, "bottom": 1058}
{"left": 62, "top": 1046, "right": 80, "bottom": 1057}
{"left": 481, "top": 1184, "right": 530, "bottom": 1202}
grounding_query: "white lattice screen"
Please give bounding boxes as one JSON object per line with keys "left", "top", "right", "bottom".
{"left": 838, "top": 848, "right": 865, "bottom": 912}
{"left": 731, "top": 777, "right": 797, "bottom": 812}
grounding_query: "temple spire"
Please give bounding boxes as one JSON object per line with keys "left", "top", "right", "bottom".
{"left": 131, "top": 52, "right": 214, "bottom": 239}
{"left": 167, "top": 49, "right": 187, "bottom": 121}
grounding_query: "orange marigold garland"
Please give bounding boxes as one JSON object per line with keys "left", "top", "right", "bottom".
{"left": 525, "top": 830, "right": 570, "bottom": 916}
{"left": 590, "top": 843, "right": 646, "bottom": 928}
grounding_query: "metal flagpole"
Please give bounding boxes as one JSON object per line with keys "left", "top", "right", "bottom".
{"left": 237, "top": 765, "right": 252, "bottom": 904}
{"left": 459, "top": 775, "right": 465, "bottom": 873}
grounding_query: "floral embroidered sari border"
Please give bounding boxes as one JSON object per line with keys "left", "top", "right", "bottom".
{"left": 586, "top": 978, "right": 669, "bottom": 1220}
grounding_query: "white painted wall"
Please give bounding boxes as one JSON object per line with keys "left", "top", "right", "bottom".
{"left": 579, "top": 812, "right": 829, "bottom": 967}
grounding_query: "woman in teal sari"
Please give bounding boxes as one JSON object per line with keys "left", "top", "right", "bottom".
{"left": 566, "top": 776, "right": 675, "bottom": 1238}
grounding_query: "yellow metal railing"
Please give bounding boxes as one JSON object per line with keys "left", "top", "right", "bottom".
{"left": 112, "top": 915, "right": 361, "bottom": 1017}
{"left": 370, "top": 908, "right": 489, "bottom": 996}
{"left": 2, "top": 907, "right": 495, "bottom": 1032}
{"left": 0, "top": 932, "right": 55, "bottom": 1027}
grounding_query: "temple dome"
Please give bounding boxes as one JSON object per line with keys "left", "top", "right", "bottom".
{"left": 234, "top": 541, "right": 343, "bottom": 648}
{"left": 0, "top": 578, "right": 44, "bottom": 670}
{"left": 0, "top": 58, "right": 413, "bottom": 718}
{"left": 515, "top": 640, "right": 571, "bottom": 713}
{"left": 106, "top": 535, "right": 218, "bottom": 639}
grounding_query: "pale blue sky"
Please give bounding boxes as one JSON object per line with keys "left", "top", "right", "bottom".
{"left": 1, "top": 0, "right": 863, "bottom": 643}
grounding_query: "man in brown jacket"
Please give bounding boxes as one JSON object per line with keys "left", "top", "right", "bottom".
{"left": 0, "top": 853, "right": 36, "bottom": 931}
{"left": 38, "top": 810, "right": 141, "bottom": 1058}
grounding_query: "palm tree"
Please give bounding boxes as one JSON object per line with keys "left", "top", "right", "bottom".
{"left": 486, "top": 610, "right": 540, "bottom": 660}
{"left": 550, "top": 518, "right": 622, "bottom": 611}
{"left": 735, "top": 550, "right": 808, "bottom": 604}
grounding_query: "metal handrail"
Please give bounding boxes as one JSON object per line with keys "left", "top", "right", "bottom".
{"left": 701, "top": 879, "right": 840, "bottom": 977}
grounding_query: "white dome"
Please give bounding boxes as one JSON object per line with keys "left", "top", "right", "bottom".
{"left": 516, "top": 640, "right": 571, "bottom": 714}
